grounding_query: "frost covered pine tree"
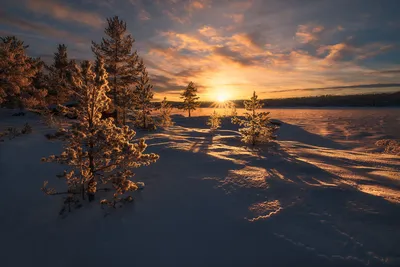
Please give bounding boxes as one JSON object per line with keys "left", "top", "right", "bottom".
{"left": 158, "top": 97, "right": 173, "bottom": 127}
{"left": 180, "top": 81, "right": 199, "bottom": 117}
{"left": 232, "top": 91, "right": 278, "bottom": 146}
{"left": 92, "top": 16, "right": 140, "bottom": 125}
{"left": 0, "top": 36, "right": 47, "bottom": 109}
{"left": 46, "top": 44, "right": 73, "bottom": 104}
{"left": 133, "top": 60, "right": 155, "bottom": 129}
{"left": 207, "top": 110, "right": 221, "bottom": 131}
{"left": 42, "top": 56, "right": 159, "bottom": 211}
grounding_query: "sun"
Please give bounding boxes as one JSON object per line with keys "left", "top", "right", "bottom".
{"left": 217, "top": 92, "right": 228, "bottom": 103}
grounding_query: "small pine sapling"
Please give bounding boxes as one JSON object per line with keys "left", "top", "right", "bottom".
{"left": 207, "top": 110, "right": 221, "bottom": 131}
{"left": 232, "top": 91, "right": 278, "bottom": 146}
{"left": 158, "top": 97, "right": 173, "bottom": 128}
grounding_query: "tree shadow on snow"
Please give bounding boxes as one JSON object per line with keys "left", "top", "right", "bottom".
{"left": 142, "top": 117, "right": 400, "bottom": 266}
{"left": 277, "top": 121, "right": 346, "bottom": 150}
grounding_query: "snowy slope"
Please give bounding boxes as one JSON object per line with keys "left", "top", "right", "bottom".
{"left": 0, "top": 109, "right": 399, "bottom": 267}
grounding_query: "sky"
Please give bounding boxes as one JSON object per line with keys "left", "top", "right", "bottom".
{"left": 1, "top": 0, "right": 400, "bottom": 101}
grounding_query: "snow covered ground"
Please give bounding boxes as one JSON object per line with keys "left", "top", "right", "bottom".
{"left": 0, "top": 108, "right": 399, "bottom": 267}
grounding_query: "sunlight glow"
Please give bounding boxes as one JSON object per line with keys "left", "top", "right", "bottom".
{"left": 217, "top": 92, "right": 229, "bottom": 102}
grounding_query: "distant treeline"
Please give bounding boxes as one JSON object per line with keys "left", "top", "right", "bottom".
{"left": 164, "top": 91, "right": 400, "bottom": 108}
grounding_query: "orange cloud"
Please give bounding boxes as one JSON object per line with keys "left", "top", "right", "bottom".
{"left": 231, "top": 33, "right": 265, "bottom": 53}
{"left": 161, "top": 31, "right": 212, "bottom": 52}
{"left": 317, "top": 42, "right": 395, "bottom": 63}
{"left": 25, "top": 0, "right": 103, "bottom": 28}
{"left": 198, "top": 26, "right": 218, "bottom": 37}
{"left": 187, "top": 1, "right": 205, "bottom": 10}
{"left": 296, "top": 24, "right": 325, "bottom": 44}
{"left": 140, "top": 24, "right": 396, "bottom": 101}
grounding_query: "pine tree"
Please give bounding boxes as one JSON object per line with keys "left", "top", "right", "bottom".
{"left": 46, "top": 44, "right": 73, "bottom": 104}
{"left": 158, "top": 97, "right": 173, "bottom": 127}
{"left": 133, "top": 61, "right": 154, "bottom": 129}
{"left": 232, "top": 91, "right": 278, "bottom": 146}
{"left": 22, "top": 62, "right": 48, "bottom": 111}
{"left": 0, "top": 36, "right": 46, "bottom": 109}
{"left": 119, "top": 57, "right": 140, "bottom": 125}
{"left": 92, "top": 16, "right": 139, "bottom": 125}
{"left": 42, "top": 56, "right": 159, "bottom": 211}
{"left": 180, "top": 81, "right": 199, "bottom": 117}
{"left": 207, "top": 110, "right": 221, "bottom": 131}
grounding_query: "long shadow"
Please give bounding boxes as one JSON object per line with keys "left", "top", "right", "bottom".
{"left": 143, "top": 118, "right": 400, "bottom": 265}
{"left": 278, "top": 121, "right": 347, "bottom": 150}
{"left": 294, "top": 147, "right": 400, "bottom": 193}
{"left": 217, "top": 142, "right": 400, "bottom": 265}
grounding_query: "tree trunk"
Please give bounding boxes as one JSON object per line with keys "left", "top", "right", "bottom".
{"left": 113, "top": 75, "right": 118, "bottom": 125}
{"left": 143, "top": 107, "right": 146, "bottom": 128}
{"left": 188, "top": 109, "right": 191, "bottom": 118}
{"left": 81, "top": 183, "right": 85, "bottom": 200}
{"left": 122, "top": 107, "right": 126, "bottom": 125}
{"left": 252, "top": 106, "right": 256, "bottom": 146}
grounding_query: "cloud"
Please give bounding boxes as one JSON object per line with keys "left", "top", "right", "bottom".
{"left": 0, "top": 12, "right": 87, "bottom": 43}
{"left": 317, "top": 43, "right": 350, "bottom": 61}
{"left": 224, "top": 13, "right": 244, "bottom": 23}
{"left": 141, "top": 20, "right": 400, "bottom": 99}
{"left": 229, "top": 0, "right": 253, "bottom": 10}
{"left": 198, "top": 26, "right": 218, "bottom": 37}
{"left": 160, "top": 0, "right": 211, "bottom": 24}
{"left": 231, "top": 33, "right": 267, "bottom": 53}
{"left": 163, "top": 9, "right": 189, "bottom": 24}
{"left": 175, "top": 68, "right": 205, "bottom": 78}
{"left": 25, "top": 0, "right": 103, "bottom": 28}
{"left": 375, "top": 69, "right": 400, "bottom": 74}
{"left": 161, "top": 31, "right": 212, "bottom": 52}
{"left": 270, "top": 83, "right": 400, "bottom": 93}
{"left": 317, "top": 41, "right": 396, "bottom": 62}
{"left": 213, "top": 46, "right": 263, "bottom": 67}
{"left": 185, "top": 0, "right": 209, "bottom": 11}
{"left": 296, "top": 24, "right": 325, "bottom": 44}
{"left": 139, "top": 9, "right": 151, "bottom": 21}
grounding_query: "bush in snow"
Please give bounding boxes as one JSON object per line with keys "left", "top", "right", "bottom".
{"left": 207, "top": 110, "right": 221, "bottom": 131}
{"left": 21, "top": 123, "right": 32, "bottom": 134}
{"left": 232, "top": 91, "right": 278, "bottom": 146}
{"left": 375, "top": 139, "right": 400, "bottom": 156}
{"left": 158, "top": 97, "right": 173, "bottom": 128}
{"left": 180, "top": 81, "right": 200, "bottom": 117}
{"left": 6, "top": 127, "right": 20, "bottom": 140}
{"left": 41, "top": 56, "right": 159, "bottom": 213}
{"left": 2, "top": 123, "right": 32, "bottom": 140}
